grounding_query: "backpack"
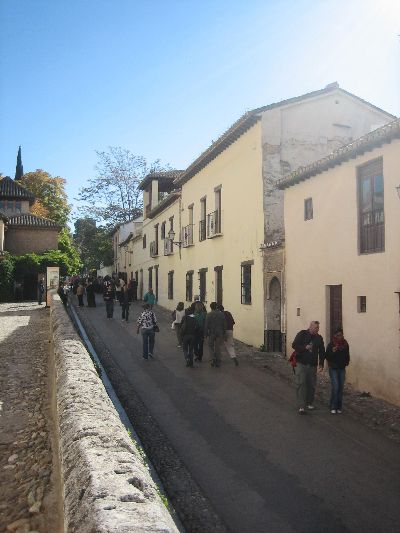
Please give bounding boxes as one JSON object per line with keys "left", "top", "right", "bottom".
{"left": 289, "top": 351, "right": 297, "bottom": 373}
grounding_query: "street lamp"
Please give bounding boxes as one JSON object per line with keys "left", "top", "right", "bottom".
{"left": 168, "top": 229, "right": 181, "bottom": 248}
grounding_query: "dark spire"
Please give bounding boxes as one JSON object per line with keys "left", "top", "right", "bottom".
{"left": 15, "top": 146, "right": 24, "bottom": 181}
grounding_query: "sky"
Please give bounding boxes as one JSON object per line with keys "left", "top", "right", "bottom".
{"left": 1, "top": 0, "right": 399, "bottom": 222}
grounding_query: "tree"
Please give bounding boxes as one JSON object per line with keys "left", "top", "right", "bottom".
{"left": 15, "top": 146, "right": 23, "bottom": 180}
{"left": 58, "top": 228, "right": 83, "bottom": 274}
{"left": 73, "top": 217, "right": 113, "bottom": 271}
{"left": 77, "top": 147, "right": 169, "bottom": 226}
{"left": 20, "top": 170, "right": 71, "bottom": 227}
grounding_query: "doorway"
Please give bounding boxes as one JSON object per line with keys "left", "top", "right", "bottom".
{"left": 266, "top": 277, "right": 282, "bottom": 352}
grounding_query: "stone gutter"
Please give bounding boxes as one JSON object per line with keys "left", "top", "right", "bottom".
{"left": 49, "top": 293, "right": 179, "bottom": 532}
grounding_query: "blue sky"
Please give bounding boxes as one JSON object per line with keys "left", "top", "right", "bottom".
{"left": 1, "top": 0, "right": 399, "bottom": 220}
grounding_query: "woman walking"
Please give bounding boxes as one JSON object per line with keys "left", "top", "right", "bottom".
{"left": 172, "top": 302, "right": 186, "bottom": 347}
{"left": 193, "top": 301, "right": 206, "bottom": 362}
{"left": 325, "top": 328, "right": 350, "bottom": 414}
{"left": 137, "top": 304, "right": 158, "bottom": 359}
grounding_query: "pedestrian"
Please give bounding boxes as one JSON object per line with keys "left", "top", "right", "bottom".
{"left": 172, "top": 302, "right": 185, "bottom": 347}
{"left": 218, "top": 305, "right": 239, "bottom": 366}
{"left": 131, "top": 278, "right": 138, "bottom": 301}
{"left": 193, "top": 301, "right": 206, "bottom": 362}
{"left": 188, "top": 295, "right": 207, "bottom": 314}
{"left": 292, "top": 320, "right": 325, "bottom": 414}
{"left": 103, "top": 276, "right": 115, "bottom": 318}
{"left": 76, "top": 282, "right": 85, "bottom": 307}
{"left": 181, "top": 310, "right": 198, "bottom": 367}
{"left": 38, "top": 279, "right": 45, "bottom": 305}
{"left": 121, "top": 285, "right": 130, "bottom": 322}
{"left": 325, "top": 327, "right": 350, "bottom": 414}
{"left": 137, "top": 304, "right": 158, "bottom": 359}
{"left": 204, "top": 302, "right": 226, "bottom": 368}
{"left": 115, "top": 278, "right": 122, "bottom": 305}
{"left": 86, "top": 279, "right": 96, "bottom": 307}
{"left": 143, "top": 288, "right": 156, "bottom": 308}
{"left": 57, "top": 282, "right": 68, "bottom": 306}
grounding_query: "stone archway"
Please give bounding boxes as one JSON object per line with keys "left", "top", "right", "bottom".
{"left": 266, "top": 277, "right": 282, "bottom": 352}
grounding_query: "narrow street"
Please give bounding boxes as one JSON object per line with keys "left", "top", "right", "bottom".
{"left": 75, "top": 298, "right": 400, "bottom": 533}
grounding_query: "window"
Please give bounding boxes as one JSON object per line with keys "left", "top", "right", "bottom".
{"left": 241, "top": 262, "right": 252, "bottom": 304}
{"left": 168, "top": 271, "right": 174, "bottom": 300}
{"left": 161, "top": 221, "right": 166, "bottom": 239}
{"left": 199, "top": 197, "right": 206, "bottom": 241}
{"left": 358, "top": 296, "right": 367, "bottom": 313}
{"left": 148, "top": 267, "right": 153, "bottom": 290}
{"left": 186, "top": 271, "right": 193, "bottom": 302}
{"left": 199, "top": 268, "right": 207, "bottom": 302}
{"left": 169, "top": 216, "right": 174, "bottom": 232}
{"left": 143, "top": 235, "right": 147, "bottom": 249}
{"left": 358, "top": 158, "right": 384, "bottom": 254}
{"left": 304, "top": 198, "right": 313, "bottom": 220}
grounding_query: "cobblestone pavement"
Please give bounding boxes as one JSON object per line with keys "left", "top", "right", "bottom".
{"left": 0, "top": 302, "right": 62, "bottom": 533}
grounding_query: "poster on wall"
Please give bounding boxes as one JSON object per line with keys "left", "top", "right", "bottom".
{"left": 46, "top": 266, "right": 59, "bottom": 306}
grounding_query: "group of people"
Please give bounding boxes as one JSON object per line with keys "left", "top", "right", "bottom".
{"left": 171, "top": 298, "right": 239, "bottom": 369}
{"left": 292, "top": 321, "right": 350, "bottom": 415}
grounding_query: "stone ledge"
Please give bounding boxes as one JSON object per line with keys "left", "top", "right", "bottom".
{"left": 50, "top": 294, "right": 179, "bottom": 532}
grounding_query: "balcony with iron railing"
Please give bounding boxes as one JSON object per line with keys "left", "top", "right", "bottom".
{"left": 150, "top": 241, "right": 159, "bottom": 258}
{"left": 181, "top": 224, "right": 194, "bottom": 247}
{"left": 164, "top": 238, "right": 174, "bottom": 256}
{"left": 199, "top": 219, "right": 206, "bottom": 242}
{"left": 207, "top": 210, "right": 222, "bottom": 238}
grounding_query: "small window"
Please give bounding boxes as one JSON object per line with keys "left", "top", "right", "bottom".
{"left": 142, "top": 235, "right": 147, "bottom": 249}
{"left": 168, "top": 271, "right": 174, "bottom": 300}
{"left": 161, "top": 221, "right": 166, "bottom": 239}
{"left": 304, "top": 198, "right": 313, "bottom": 220}
{"left": 358, "top": 296, "right": 367, "bottom": 313}
{"left": 186, "top": 271, "right": 193, "bottom": 302}
{"left": 241, "top": 263, "right": 252, "bottom": 305}
{"left": 148, "top": 267, "right": 153, "bottom": 289}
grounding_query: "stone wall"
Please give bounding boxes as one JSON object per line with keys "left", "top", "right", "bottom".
{"left": 6, "top": 227, "right": 59, "bottom": 255}
{"left": 49, "top": 294, "right": 179, "bottom": 532}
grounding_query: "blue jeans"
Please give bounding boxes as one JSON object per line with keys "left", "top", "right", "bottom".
{"left": 329, "top": 368, "right": 346, "bottom": 410}
{"left": 141, "top": 328, "right": 155, "bottom": 358}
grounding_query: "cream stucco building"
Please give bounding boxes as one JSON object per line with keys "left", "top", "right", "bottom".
{"left": 116, "top": 84, "right": 394, "bottom": 350}
{"left": 279, "top": 119, "right": 400, "bottom": 406}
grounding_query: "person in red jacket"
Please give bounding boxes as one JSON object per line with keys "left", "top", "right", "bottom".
{"left": 325, "top": 328, "right": 350, "bottom": 414}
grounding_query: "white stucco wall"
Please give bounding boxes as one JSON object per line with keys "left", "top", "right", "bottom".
{"left": 284, "top": 139, "right": 400, "bottom": 406}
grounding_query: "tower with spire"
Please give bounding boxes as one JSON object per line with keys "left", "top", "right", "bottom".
{"left": 15, "top": 146, "right": 23, "bottom": 181}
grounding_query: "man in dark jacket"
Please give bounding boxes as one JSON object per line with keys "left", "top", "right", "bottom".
{"left": 181, "top": 311, "right": 198, "bottom": 367}
{"left": 204, "top": 302, "right": 226, "bottom": 368}
{"left": 103, "top": 276, "right": 116, "bottom": 319}
{"left": 292, "top": 320, "right": 325, "bottom": 414}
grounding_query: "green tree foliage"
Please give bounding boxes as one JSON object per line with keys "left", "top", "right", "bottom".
{"left": 73, "top": 217, "right": 113, "bottom": 271}
{"left": 0, "top": 254, "right": 15, "bottom": 301}
{"left": 20, "top": 170, "right": 71, "bottom": 227}
{"left": 58, "top": 228, "right": 82, "bottom": 274}
{"left": 13, "top": 249, "right": 79, "bottom": 279}
{"left": 77, "top": 147, "right": 169, "bottom": 226}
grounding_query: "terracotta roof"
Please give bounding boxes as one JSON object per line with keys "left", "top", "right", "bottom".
{"left": 139, "top": 170, "right": 184, "bottom": 191}
{"left": 0, "top": 176, "right": 35, "bottom": 205}
{"left": 146, "top": 191, "right": 181, "bottom": 219}
{"left": 173, "top": 83, "right": 395, "bottom": 188}
{"left": 277, "top": 118, "right": 400, "bottom": 190}
{"left": 7, "top": 214, "right": 60, "bottom": 229}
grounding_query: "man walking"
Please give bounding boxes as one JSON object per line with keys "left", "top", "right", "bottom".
{"left": 103, "top": 276, "right": 115, "bottom": 319}
{"left": 292, "top": 320, "right": 325, "bottom": 414}
{"left": 180, "top": 310, "right": 198, "bottom": 368}
{"left": 204, "top": 302, "right": 226, "bottom": 368}
{"left": 143, "top": 288, "right": 156, "bottom": 308}
{"left": 218, "top": 305, "right": 239, "bottom": 366}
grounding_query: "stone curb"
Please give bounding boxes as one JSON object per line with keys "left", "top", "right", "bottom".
{"left": 49, "top": 294, "right": 179, "bottom": 532}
